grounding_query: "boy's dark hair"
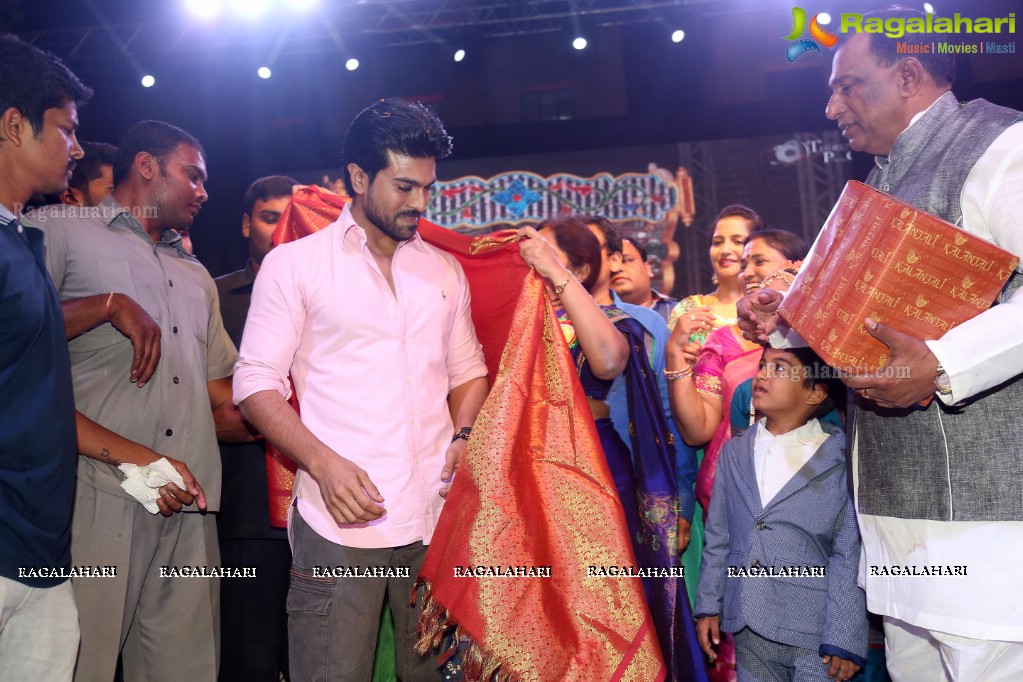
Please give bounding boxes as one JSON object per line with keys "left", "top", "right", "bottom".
{"left": 576, "top": 214, "right": 622, "bottom": 256}
{"left": 714, "top": 204, "right": 764, "bottom": 235}
{"left": 785, "top": 346, "right": 847, "bottom": 420}
{"left": 625, "top": 237, "right": 648, "bottom": 262}
{"left": 748, "top": 228, "right": 809, "bottom": 262}
{"left": 244, "top": 175, "right": 299, "bottom": 216}
{"left": 114, "top": 120, "right": 205, "bottom": 186}
{"left": 0, "top": 33, "right": 92, "bottom": 138}
{"left": 537, "top": 216, "right": 602, "bottom": 292}
{"left": 859, "top": 7, "right": 955, "bottom": 86}
{"left": 340, "top": 98, "right": 453, "bottom": 196}
{"left": 69, "top": 141, "right": 118, "bottom": 191}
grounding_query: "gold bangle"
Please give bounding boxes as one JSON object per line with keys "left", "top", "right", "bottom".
{"left": 553, "top": 270, "right": 573, "bottom": 295}
{"left": 664, "top": 367, "right": 694, "bottom": 381}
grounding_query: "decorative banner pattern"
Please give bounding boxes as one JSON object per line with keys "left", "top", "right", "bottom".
{"left": 427, "top": 167, "right": 692, "bottom": 231}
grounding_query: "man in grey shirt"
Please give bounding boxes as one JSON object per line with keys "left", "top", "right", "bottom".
{"left": 35, "top": 120, "right": 243, "bottom": 682}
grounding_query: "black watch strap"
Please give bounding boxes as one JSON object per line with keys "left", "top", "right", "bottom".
{"left": 451, "top": 426, "right": 472, "bottom": 443}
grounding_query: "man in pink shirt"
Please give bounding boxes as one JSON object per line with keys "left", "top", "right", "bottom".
{"left": 234, "top": 99, "right": 489, "bottom": 681}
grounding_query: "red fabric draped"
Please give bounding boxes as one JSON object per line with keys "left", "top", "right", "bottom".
{"left": 263, "top": 185, "right": 665, "bottom": 681}
{"left": 417, "top": 272, "right": 665, "bottom": 681}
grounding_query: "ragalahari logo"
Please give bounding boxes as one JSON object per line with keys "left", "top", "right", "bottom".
{"left": 783, "top": 7, "right": 839, "bottom": 61}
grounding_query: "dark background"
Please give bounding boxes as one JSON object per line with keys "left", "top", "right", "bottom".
{"left": 7, "top": 0, "right": 1021, "bottom": 293}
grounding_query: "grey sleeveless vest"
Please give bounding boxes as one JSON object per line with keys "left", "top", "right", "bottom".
{"left": 856, "top": 92, "right": 1023, "bottom": 522}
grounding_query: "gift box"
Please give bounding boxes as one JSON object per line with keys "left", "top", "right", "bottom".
{"left": 778, "top": 181, "right": 1019, "bottom": 372}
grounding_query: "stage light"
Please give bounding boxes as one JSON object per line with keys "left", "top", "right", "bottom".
{"left": 230, "top": 0, "right": 270, "bottom": 19}
{"left": 258, "top": 66, "right": 272, "bottom": 79}
{"left": 817, "top": 12, "right": 832, "bottom": 25}
{"left": 345, "top": 58, "right": 360, "bottom": 71}
{"left": 454, "top": 49, "right": 466, "bottom": 62}
{"left": 141, "top": 75, "right": 156, "bottom": 88}
{"left": 671, "top": 29, "right": 685, "bottom": 43}
{"left": 923, "top": 2, "right": 935, "bottom": 13}
{"left": 184, "top": 0, "right": 222, "bottom": 20}
{"left": 572, "top": 37, "right": 587, "bottom": 51}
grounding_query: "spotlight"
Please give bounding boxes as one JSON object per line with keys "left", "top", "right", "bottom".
{"left": 345, "top": 58, "right": 360, "bottom": 71}
{"left": 817, "top": 12, "right": 832, "bottom": 25}
{"left": 923, "top": 2, "right": 935, "bottom": 13}
{"left": 184, "top": 0, "right": 221, "bottom": 20}
{"left": 671, "top": 29, "right": 685, "bottom": 43}
{"left": 258, "top": 66, "right": 272, "bottom": 79}
{"left": 454, "top": 49, "right": 466, "bottom": 62}
{"left": 572, "top": 37, "right": 587, "bottom": 51}
{"left": 141, "top": 75, "right": 156, "bottom": 88}
{"left": 230, "top": 0, "right": 270, "bottom": 19}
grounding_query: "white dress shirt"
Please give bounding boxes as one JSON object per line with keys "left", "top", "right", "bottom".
{"left": 753, "top": 418, "right": 829, "bottom": 508}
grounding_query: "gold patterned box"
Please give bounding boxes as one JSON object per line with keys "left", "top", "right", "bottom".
{"left": 778, "top": 181, "right": 1019, "bottom": 372}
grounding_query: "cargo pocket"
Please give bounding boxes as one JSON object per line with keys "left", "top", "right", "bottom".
{"left": 287, "top": 565, "right": 335, "bottom": 682}
{"left": 287, "top": 564, "right": 335, "bottom": 616}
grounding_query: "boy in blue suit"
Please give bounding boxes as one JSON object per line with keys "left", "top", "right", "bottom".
{"left": 695, "top": 347, "right": 867, "bottom": 682}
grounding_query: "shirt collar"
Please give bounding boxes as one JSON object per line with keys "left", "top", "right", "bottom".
{"left": 756, "top": 416, "right": 827, "bottom": 447}
{"left": 100, "top": 195, "right": 193, "bottom": 258}
{"left": 0, "top": 202, "right": 17, "bottom": 226}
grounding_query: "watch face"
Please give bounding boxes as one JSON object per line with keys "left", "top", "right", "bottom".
{"left": 936, "top": 372, "right": 952, "bottom": 393}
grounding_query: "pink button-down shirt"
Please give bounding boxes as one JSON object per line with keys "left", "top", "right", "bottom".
{"left": 233, "top": 205, "right": 487, "bottom": 548}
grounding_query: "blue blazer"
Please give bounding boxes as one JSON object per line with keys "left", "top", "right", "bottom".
{"left": 694, "top": 423, "right": 867, "bottom": 659}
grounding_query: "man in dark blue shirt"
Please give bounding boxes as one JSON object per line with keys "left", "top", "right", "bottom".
{"left": 0, "top": 33, "right": 90, "bottom": 681}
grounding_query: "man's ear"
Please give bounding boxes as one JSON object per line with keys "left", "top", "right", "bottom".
{"left": 897, "top": 57, "right": 926, "bottom": 98}
{"left": 644, "top": 262, "right": 655, "bottom": 279}
{"left": 348, "top": 163, "right": 369, "bottom": 196}
{"left": 0, "top": 107, "right": 28, "bottom": 147}
{"left": 61, "top": 188, "right": 84, "bottom": 207}
{"left": 241, "top": 213, "right": 251, "bottom": 239}
{"left": 134, "top": 151, "right": 158, "bottom": 182}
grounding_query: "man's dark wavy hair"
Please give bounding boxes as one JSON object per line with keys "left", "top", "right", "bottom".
{"left": 0, "top": 33, "right": 92, "bottom": 138}
{"left": 341, "top": 98, "right": 453, "bottom": 195}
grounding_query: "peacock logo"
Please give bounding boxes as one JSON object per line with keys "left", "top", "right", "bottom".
{"left": 783, "top": 7, "right": 839, "bottom": 62}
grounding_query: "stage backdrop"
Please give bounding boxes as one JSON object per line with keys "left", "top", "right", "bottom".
{"left": 290, "top": 130, "right": 853, "bottom": 299}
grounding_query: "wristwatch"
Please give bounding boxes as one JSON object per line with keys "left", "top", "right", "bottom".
{"left": 451, "top": 426, "right": 472, "bottom": 443}
{"left": 933, "top": 363, "right": 952, "bottom": 396}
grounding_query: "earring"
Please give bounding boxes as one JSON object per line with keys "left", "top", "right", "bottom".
{"left": 711, "top": 273, "right": 719, "bottom": 286}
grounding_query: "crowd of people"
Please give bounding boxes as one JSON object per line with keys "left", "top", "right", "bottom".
{"left": 2, "top": 3, "right": 1022, "bottom": 681}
